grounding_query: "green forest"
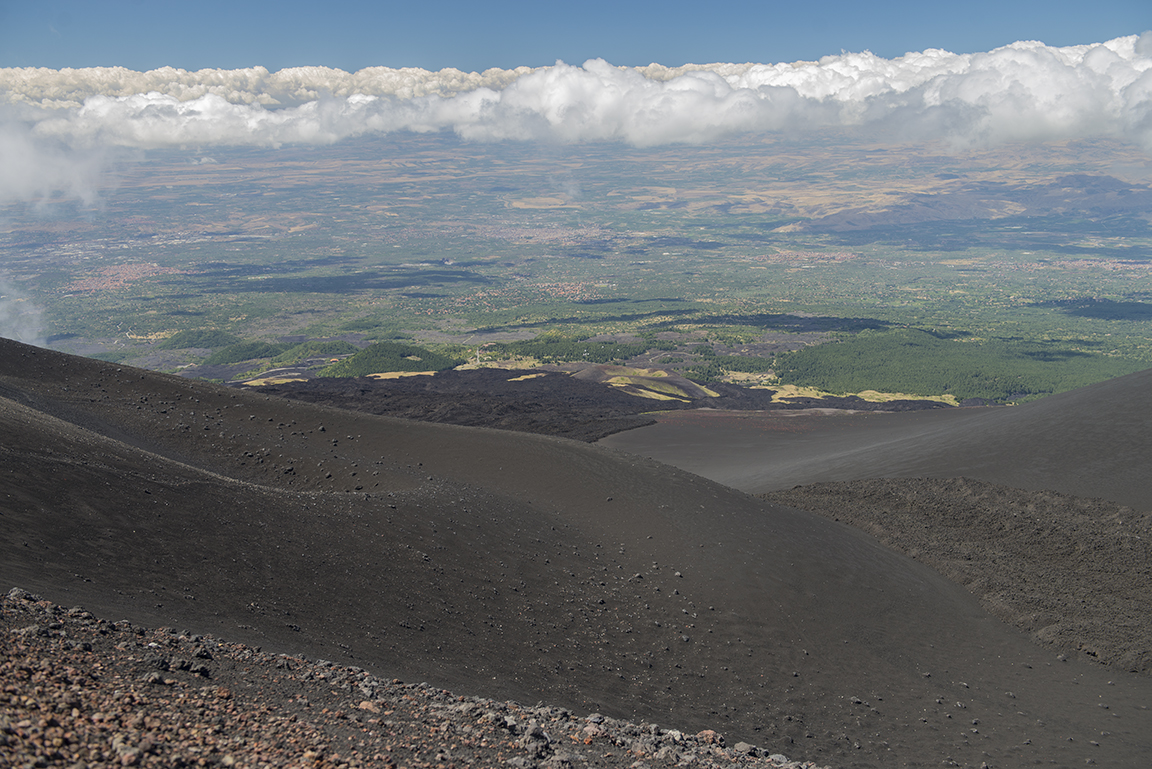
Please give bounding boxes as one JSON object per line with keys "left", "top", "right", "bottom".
{"left": 489, "top": 335, "right": 652, "bottom": 364}
{"left": 319, "top": 342, "right": 462, "bottom": 377}
{"left": 771, "top": 329, "right": 1147, "bottom": 402}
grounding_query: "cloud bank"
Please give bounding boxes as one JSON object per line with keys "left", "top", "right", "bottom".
{"left": 0, "top": 126, "right": 106, "bottom": 205}
{"left": 0, "top": 280, "right": 45, "bottom": 347}
{"left": 1, "top": 34, "right": 1151, "bottom": 200}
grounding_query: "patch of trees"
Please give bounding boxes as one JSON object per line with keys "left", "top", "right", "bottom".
{"left": 650, "top": 312, "right": 890, "bottom": 334}
{"left": 204, "top": 341, "right": 293, "bottom": 365}
{"left": 319, "top": 342, "right": 462, "bottom": 377}
{"left": 271, "top": 341, "right": 359, "bottom": 366}
{"left": 196, "top": 339, "right": 362, "bottom": 367}
{"left": 772, "top": 328, "right": 1146, "bottom": 402}
{"left": 492, "top": 335, "right": 651, "bottom": 364}
{"left": 684, "top": 354, "right": 776, "bottom": 382}
{"left": 157, "top": 330, "right": 240, "bottom": 349}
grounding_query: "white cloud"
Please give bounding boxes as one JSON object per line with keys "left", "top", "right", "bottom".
{"left": 0, "top": 279, "right": 45, "bottom": 348}
{"left": 0, "top": 117, "right": 106, "bottom": 205}
{"left": 0, "top": 64, "right": 534, "bottom": 110}
{"left": 1, "top": 35, "right": 1151, "bottom": 199}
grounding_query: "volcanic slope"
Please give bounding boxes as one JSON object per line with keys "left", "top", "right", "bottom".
{"left": 3, "top": 338, "right": 1152, "bottom": 768}
{"left": 599, "top": 367, "right": 1152, "bottom": 510}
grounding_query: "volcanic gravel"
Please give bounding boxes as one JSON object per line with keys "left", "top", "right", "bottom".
{"left": 2, "top": 589, "right": 826, "bottom": 769}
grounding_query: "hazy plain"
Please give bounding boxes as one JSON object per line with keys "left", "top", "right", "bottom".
{"left": 4, "top": 132, "right": 1152, "bottom": 401}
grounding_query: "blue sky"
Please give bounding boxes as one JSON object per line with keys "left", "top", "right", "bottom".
{"left": 1, "top": 0, "right": 1149, "bottom": 72}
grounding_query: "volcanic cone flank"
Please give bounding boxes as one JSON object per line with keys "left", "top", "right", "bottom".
{"left": 3, "top": 338, "right": 1151, "bottom": 767}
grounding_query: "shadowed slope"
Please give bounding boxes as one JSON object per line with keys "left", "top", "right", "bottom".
{"left": 3, "top": 339, "right": 1152, "bottom": 768}
{"left": 600, "top": 367, "right": 1152, "bottom": 510}
{"left": 760, "top": 477, "right": 1152, "bottom": 674}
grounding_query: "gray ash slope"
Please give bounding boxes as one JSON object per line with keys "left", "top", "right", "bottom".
{"left": 761, "top": 477, "right": 1152, "bottom": 675}
{"left": 3, "top": 338, "right": 1152, "bottom": 768}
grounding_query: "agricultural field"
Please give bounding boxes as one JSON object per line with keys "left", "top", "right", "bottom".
{"left": 3, "top": 132, "right": 1152, "bottom": 402}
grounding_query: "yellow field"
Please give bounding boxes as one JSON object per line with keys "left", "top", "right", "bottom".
{"left": 241, "top": 376, "right": 307, "bottom": 386}
{"left": 770, "top": 384, "right": 958, "bottom": 406}
{"left": 367, "top": 371, "right": 437, "bottom": 379}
